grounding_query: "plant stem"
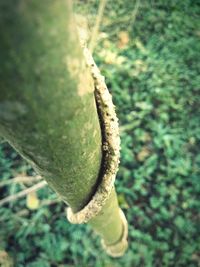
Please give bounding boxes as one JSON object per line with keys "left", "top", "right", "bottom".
{"left": 0, "top": 0, "right": 128, "bottom": 256}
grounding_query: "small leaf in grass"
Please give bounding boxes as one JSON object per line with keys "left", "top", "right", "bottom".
{"left": 118, "top": 193, "right": 129, "bottom": 209}
{"left": 0, "top": 250, "right": 13, "bottom": 267}
{"left": 137, "top": 146, "right": 151, "bottom": 162}
{"left": 118, "top": 31, "right": 130, "bottom": 49}
{"left": 26, "top": 191, "right": 40, "bottom": 210}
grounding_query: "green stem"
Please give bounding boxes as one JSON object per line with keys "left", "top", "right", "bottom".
{"left": 0, "top": 0, "right": 127, "bottom": 256}
{"left": 89, "top": 188, "right": 123, "bottom": 245}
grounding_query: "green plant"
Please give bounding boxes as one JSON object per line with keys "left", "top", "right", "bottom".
{"left": 0, "top": 0, "right": 200, "bottom": 266}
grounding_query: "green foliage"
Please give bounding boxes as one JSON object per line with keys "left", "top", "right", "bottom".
{"left": 0, "top": 0, "right": 200, "bottom": 266}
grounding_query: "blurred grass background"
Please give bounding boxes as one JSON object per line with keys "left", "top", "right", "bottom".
{"left": 0, "top": 0, "right": 200, "bottom": 266}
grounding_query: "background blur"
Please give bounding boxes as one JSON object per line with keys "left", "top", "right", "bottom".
{"left": 0, "top": 0, "right": 200, "bottom": 266}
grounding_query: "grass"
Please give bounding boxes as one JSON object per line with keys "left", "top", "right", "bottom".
{"left": 0, "top": 0, "right": 200, "bottom": 266}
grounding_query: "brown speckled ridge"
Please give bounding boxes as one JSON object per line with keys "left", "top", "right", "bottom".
{"left": 67, "top": 46, "right": 120, "bottom": 224}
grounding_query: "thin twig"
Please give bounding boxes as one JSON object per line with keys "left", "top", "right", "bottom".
{"left": 0, "top": 180, "right": 47, "bottom": 206}
{"left": 0, "top": 175, "right": 42, "bottom": 188}
{"left": 128, "top": 0, "right": 140, "bottom": 31}
{"left": 0, "top": 197, "right": 61, "bottom": 222}
{"left": 89, "top": 0, "right": 107, "bottom": 53}
{"left": 102, "top": 0, "right": 140, "bottom": 37}
{"left": 15, "top": 199, "right": 61, "bottom": 216}
{"left": 40, "top": 198, "right": 61, "bottom": 207}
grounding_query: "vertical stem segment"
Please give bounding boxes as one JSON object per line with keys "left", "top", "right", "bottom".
{"left": 0, "top": 0, "right": 128, "bottom": 256}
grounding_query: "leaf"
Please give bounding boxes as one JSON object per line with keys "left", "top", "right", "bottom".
{"left": 0, "top": 250, "right": 13, "bottom": 267}
{"left": 118, "top": 31, "right": 130, "bottom": 49}
{"left": 26, "top": 191, "right": 40, "bottom": 210}
{"left": 137, "top": 147, "right": 151, "bottom": 162}
{"left": 118, "top": 193, "right": 129, "bottom": 209}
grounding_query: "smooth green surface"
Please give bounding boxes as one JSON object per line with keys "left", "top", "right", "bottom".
{"left": 89, "top": 188, "right": 123, "bottom": 246}
{"left": 0, "top": 0, "right": 125, "bottom": 254}
{"left": 0, "top": 0, "right": 102, "bottom": 212}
